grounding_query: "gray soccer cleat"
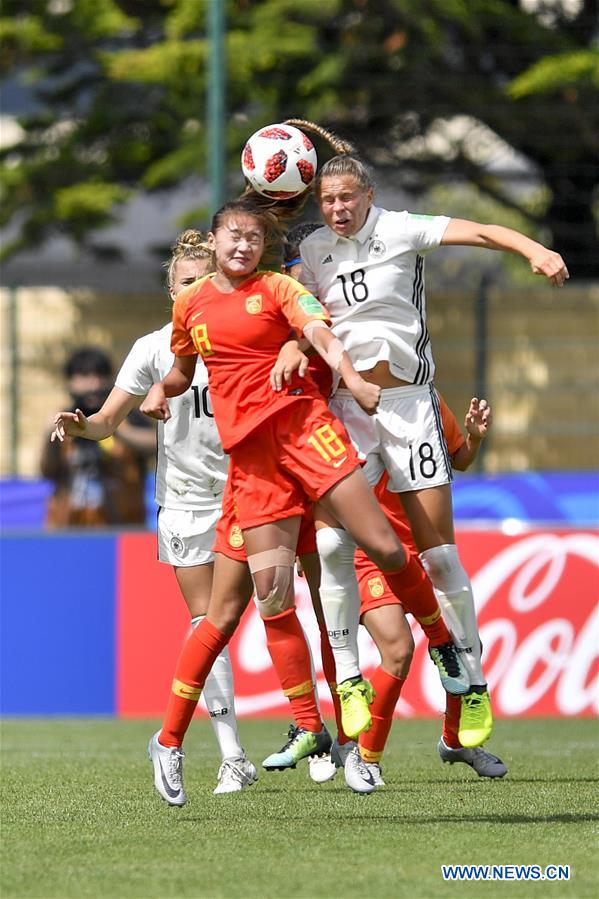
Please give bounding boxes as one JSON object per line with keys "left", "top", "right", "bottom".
{"left": 438, "top": 737, "right": 508, "bottom": 778}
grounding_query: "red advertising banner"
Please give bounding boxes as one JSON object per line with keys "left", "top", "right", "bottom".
{"left": 117, "top": 529, "right": 599, "bottom": 718}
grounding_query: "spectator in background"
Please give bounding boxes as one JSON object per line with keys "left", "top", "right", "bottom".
{"left": 41, "top": 346, "right": 155, "bottom": 527}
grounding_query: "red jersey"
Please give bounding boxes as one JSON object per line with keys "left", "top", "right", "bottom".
{"left": 171, "top": 271, "right": 329, "bottom": 451}
{"left": 307, "top": 353, "right": 333, "bottom": 400}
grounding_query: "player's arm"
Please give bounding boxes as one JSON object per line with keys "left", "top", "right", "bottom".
{"left": 303, "top": 321, "right": 380, "bottom": 415}
{"left": 140, "top": 354, "right": 197, "bottom": 422}
{"left": 271, "top": 334, "right": 310, "bottom": 390}
{"left": 451, "top": 397, "right": 493, "bottom": 471}
{"left": 113, "top": 413, "right": 156, "bottom": 455}
{"left": 50, "top": 386, "right": 141, "bottom": 444}
{"left": 276, "top": 273, "right": 380, "bottom": 414}
{"left": 441, "top": 219, "right": 569, "bottom": 286}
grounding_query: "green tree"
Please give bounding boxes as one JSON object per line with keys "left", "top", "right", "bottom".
{"left": 1, "top": 0, "right": 597, "bottom": 276}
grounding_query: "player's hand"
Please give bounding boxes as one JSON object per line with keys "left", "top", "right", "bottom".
{"left": 270, "top": 342, "right": 309, "bottom": 391}
{"left": 529, "top": 249, "right": 569, "bottom": 286}
{"left": 50, "top": 409, "right": 87, "bottom": 442}
{"left": 465, "top": 397, "right": 492, "bottom": 440}
{"left": 141, "top": 385, "right": 171, "bottom": 422}
{"left": 348, "top": 377, "right": 381, "bottom": 416}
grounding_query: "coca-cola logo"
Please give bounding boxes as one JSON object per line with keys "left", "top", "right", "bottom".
{"left": 229, "top": 530, "right": 599, "bottom": 718}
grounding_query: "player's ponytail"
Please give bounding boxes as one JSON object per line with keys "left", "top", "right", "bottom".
{"left": 284, "top": 118, "right": 356, "bottom": 156}
{"left": 284, "top": 118, "right": 373, "bottom": 196}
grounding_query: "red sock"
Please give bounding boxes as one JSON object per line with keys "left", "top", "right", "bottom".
{"left": 443, "top": 694, "right": 462, "bottom": 749}
{"left": 263, "top": 608, "right": 322, "bottom": 733}
{"left": 383, "top": 554, "right": 450, "bottom": 646}
{"left": 318, "top": 621, "right": 350, "bottom": 744}
{"left": 160, "top": 618, "right": 229, "bottom": 748}
{"left": 416, "top": 606, "right": 451, "bottom": 647}
{"left": 359, "top": 666, "right": 405, "bottom": 763}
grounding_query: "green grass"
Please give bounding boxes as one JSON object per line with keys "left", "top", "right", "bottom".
{"left": 1, "top": 718, "right": 598, "bottom": 899}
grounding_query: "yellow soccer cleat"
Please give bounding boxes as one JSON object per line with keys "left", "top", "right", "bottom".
{"left": 458, "top": 688, "right": 494, "bottom": 747}
{"left": 336, "top": 677, "right": 375, "bottom": 739}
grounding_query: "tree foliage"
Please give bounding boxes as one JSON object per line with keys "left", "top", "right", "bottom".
{"left": 1, "top": 0, "right": 597, "bottom": 276}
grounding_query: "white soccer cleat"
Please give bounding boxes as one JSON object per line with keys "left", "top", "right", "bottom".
{"left": 148, "top": 731, "right": 187, "bottom": 806}
{"left": 365, "top": 761, "right": 385, "bottom": 788}
{"left": 213, "top": 756, "right": 258, "bottom": 794}
{"left": 438, "top": 737, "right": 508, "bottom": 778}
{"left": 331, "top": 739, "right": 376, "bottom": 794}
{"left": 308, "top": 753, "right": 337, "bottom": 784}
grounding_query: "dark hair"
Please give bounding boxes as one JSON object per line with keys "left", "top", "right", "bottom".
{"left": 284, "top": 222, "right": 322, "bottom": 265}
{"left": 210, "top": 197, "right": 296, "bottom": 267}
{"left": 64, "top": 347, "right": 112, "bottom": 379}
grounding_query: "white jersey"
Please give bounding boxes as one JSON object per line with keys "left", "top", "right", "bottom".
{"left": 300, "top": 205, "right": 450, "bottom": 385}
{"left": 115, "top": 323, "right": 228, "bottom": 512}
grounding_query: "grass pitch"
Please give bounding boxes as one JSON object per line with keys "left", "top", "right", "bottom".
{"left": 1, "top": 718, "right": 597, "bottom": 898}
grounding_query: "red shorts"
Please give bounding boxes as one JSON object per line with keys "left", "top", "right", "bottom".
{"left": 213, "top": 478, "right": 318, "bottom": 561}
{"left": 355, "top": 548, "right": 425, "bottom": 618}
{"left": 228, "top": 399, "right": 360, "bottom": 530}
{"left": 355, "top": 550, "right": 402, "bottom": 617}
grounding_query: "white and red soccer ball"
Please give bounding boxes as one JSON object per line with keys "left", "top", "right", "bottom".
{"left": 241, "top": 123, "right": 317, "bottom": 199}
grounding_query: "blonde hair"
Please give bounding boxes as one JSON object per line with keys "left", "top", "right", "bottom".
{"left": 165, "top": 229, "right": 212, "bottom": 288}
{"left": 284, "top": 118, "right": 374, "bottom": 195}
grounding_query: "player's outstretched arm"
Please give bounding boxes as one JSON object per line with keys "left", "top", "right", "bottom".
{"left": 451, "top": 397, "right": 493, "bottom": 471}
{"left": 50, "top": 387, "right": 140, "bottom": 443}
{"left": 441, "top": 219, "right": 569, "bottom": 287}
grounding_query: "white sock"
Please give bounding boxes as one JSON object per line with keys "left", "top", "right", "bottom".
{"left": 316, "top": 527, "right": 361, "bottom": 683}
{"left": 419, "top": 545, "right": 486, "bottom": 686}
{"left": 191, "top": 615, "right": 244, "bottom": 760}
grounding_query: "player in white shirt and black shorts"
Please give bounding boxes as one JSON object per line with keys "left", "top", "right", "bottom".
{"left": 50, "top": 231, "right": 258, "bottom": 796}
{"left": 287, "top": 117, "right": 569, "bottom": 752}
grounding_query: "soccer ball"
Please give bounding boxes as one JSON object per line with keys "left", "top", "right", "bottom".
{"left": 241, "top": 123, "right": 317, "bottom": 199}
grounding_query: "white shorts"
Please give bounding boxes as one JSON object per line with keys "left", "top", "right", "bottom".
{"left": 157, "top": 506, "right": 221, "bottom": 567}
{"left": 329, "top": 383, "right": 452, "bottom": 492}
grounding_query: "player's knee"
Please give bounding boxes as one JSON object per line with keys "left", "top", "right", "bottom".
{"left": 371, "top": 538, "right": 406, "bottom": 573}
{"left": 251, "top": 568, "right": 293, "bottom": 618}
{"left": 419, "top": 543, "right": 467, "bottom": 592}
{"left": 381, "top": 633, "right": 414, "bottom": 678}
{"left": 315, "top": 527, "right": 355, "bottom": 566}
{"left": 248, "top": 546, "right": 296, "bottom": 617}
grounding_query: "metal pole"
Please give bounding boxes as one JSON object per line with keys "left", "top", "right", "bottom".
{"left": 474, "top": 272, "right": 489, "bottom": 472}
{"left": 9, "top": 285, "right": 19, "bottom": 475}
{"left": 207, "top": 0, "right": 226, "bottom": 215}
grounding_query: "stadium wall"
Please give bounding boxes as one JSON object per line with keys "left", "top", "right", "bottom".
{"left": 1, "top": 524, "right": 597, "bottom": 719}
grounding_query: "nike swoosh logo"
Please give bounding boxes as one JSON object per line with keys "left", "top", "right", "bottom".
{"left": 178, "top": 687, "right": 199, "bottom": 697}
{"left": 157, "top": 756, "right": 181, "bottom": 799}
{"left": 333, "top": 457, "right": 348, "bottom": 468}
{"left": 191, "top": 311, "right": 204, "bottom": 321}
